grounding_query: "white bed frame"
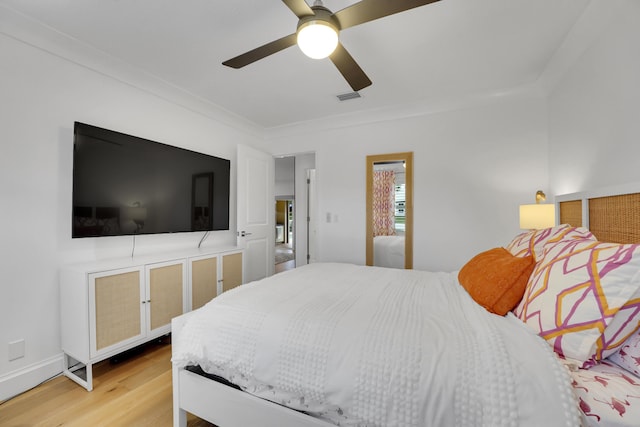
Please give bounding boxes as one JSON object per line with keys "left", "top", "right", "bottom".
{"left": 172, "top": 313, "right": 335, "bottom": 427}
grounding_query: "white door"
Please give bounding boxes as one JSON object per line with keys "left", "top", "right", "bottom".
{"left": 237, "top": 144, "right": 274, "bottom": 282}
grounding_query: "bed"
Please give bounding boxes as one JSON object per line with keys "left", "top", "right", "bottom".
{"left": 171, "top": 186, "right": 640, "bottom": 427}
{"left": 373, "top": 235, "right": 405, "bottom": 268}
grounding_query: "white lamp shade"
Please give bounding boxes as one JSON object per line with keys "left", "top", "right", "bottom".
{"left": 519, "top": 204, "right": 555, "bottom": 230}
{"left": 297, "top": 20, "right": 338, "bottom": 59}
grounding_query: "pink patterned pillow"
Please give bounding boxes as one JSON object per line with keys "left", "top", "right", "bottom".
{"left": 514, "top": 239, "right": 640, "bottom": 366}
{"left": 609, "top": 289, "right": 640, "bottom": 376}
{"left": 600, "top": 285, "right": 640, "bottom": 359}
{"left": 506, "top": 224, "right": 595, "bottom": 261}
{"left": 506, "top": 229, "right": 537, "bottom": 257}
{"left": 608, "top": 329, "right": 640, "bottom": 377}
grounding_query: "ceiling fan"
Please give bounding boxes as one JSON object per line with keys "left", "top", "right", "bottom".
{"left": 222, "top": 0, "right": 442, "bottom": 92}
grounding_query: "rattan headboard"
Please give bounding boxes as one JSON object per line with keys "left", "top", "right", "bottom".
{"left": 557, "top": 190, "right": 640, "bottom": 244}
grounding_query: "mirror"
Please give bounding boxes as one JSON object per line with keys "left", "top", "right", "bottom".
{"left": 366, "top": 152, "right": 413, "bottom": 269}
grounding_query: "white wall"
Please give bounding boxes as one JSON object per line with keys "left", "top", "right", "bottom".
{"left": 0, "top": 32, "right": 260, "bottom": 399}
{"left": 549, "top": 0, "right": 640, "bottom": 195}
{"left": 268, "top": 95, "right": 549, "bottom": 272}
{"left": 274, "top": 156, "right": 295, "bottom": 197}
{"left": 265, "top": 0, "right": 640, "bottom": 276}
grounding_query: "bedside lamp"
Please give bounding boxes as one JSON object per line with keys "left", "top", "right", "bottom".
{"left": 519, "top": 190, "right": 555, "bottom": 230}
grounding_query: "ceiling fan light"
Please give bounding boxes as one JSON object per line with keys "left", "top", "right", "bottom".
{"left": 297, "top": 20, "right": 338, "bottom": 59}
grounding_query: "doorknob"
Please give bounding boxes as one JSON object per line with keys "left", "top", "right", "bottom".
{"left": 238, "top": 231, "right": 253, "bottom": 237}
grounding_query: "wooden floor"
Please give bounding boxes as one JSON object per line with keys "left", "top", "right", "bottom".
{"left": 275, "top": 242, "right": 296, "bottom": 274}
{"left": 275, "top": 258, "right": 296, "bottom": 274}
{"left": 0, "top": 339, "right": 215, "bottom": 427}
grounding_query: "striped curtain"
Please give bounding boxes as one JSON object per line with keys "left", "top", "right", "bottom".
{"left": 373, "top": 170, "right": 396, "bottom": 236}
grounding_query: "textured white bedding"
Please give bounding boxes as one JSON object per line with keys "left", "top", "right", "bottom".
{"left": 172, "top": 263, "right": 580, "bottom": 427}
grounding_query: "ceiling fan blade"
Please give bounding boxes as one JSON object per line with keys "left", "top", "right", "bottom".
{"left": 282, "top": 0, "right": 314, "bottom": 19}
{"left": 333, "top": 0, "right": 441, "bottom": 30}
{"left": 329, "top": 43, "right": 372, "bottom": 92}
{"left": 222, "top": 33, "right": 297, "bottom": 69}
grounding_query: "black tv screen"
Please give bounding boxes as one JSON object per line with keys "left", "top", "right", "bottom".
{"left": 72, "top": 122, "right": 230, "bottom": 238}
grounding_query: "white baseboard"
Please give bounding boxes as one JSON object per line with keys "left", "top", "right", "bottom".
{"left": 0, "top": 354, "right": 63, "bottom": 402}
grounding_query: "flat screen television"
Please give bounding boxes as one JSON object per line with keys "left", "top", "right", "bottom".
{"left": 72, "top": 122, "right": 230, "bottom": 238}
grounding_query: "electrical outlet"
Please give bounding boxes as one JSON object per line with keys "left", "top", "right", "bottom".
{"left": 8, "top": 339, "right": 25, "bottom": 361}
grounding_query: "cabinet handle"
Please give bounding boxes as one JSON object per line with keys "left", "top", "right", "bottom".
{"left": 141, "top": 299, "right": 151, "bottom": 304}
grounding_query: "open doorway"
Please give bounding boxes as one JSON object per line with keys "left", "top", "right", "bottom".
{"left": 274, "top": 153, "right": 316, "bottom": 273}
{"left": 275, "top": 198, "right": 295, "bottom": 272}
{"left": 275, "top": 157, "right": 296, "bottom": 273}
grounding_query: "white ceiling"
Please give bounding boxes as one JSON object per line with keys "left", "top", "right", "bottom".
{"left": 0, "top": 0, "right": 591, "bottom": 129}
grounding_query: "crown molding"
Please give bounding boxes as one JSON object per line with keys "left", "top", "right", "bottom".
{"left": 0, "top": 4, "right": 264, "bottom": 139}
{"left": 263, "top": 84, "right": 545, "bottom": 141}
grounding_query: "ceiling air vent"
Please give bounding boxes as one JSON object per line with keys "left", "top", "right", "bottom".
{"left": 336, "top": 91, "right": 361, "bottom": 101}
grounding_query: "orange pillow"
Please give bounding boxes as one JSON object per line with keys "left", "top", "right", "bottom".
{"left": 458, "top": 247, "right": 535, "bottom": 315}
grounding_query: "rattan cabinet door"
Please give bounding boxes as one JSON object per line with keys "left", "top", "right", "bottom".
{"left": 191, "top": 256, "right": 218, "bottom": 310}
{"left": 221, "top": 252, "right": 243, "bottom": 293}
{"left": 90, "top": 268, "right": 145, "bottom": 358}
{"left": 147, "top": 260, "right": 187, "bottom": 335}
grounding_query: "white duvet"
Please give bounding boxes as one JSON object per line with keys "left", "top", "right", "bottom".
{"left": 172, "top": 263, "right": 581, "bottom": 427}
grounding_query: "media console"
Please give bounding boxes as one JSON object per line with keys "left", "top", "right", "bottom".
{"left": 60, "top": 246, "right": 243, "bottom": 390}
